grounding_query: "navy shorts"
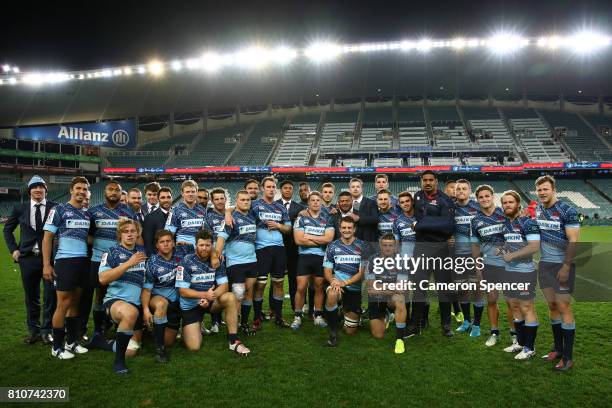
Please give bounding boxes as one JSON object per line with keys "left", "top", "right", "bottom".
{"left": 181, "top": 303, "right": 214, "bottom": 327}
{"left": 227, "top": 262, "right": 258, "bottom": 284}
{"left": 297, "top": 254, "right": 324, "bottom": 278}
{"left": 505, "top": 271, "right": 537, "bottom": 301}
{"left": 482, "top": 264, "right": 506, "bottom": 285}
{"left": 104, "top": 298, "right": 143, "bottom": 331}
{"left": 340, "top": 289, "right": 362, "bottom": 314}
{"left": 54, "top": 257, "right": 89, "bottom": 291}
{"left": 538, "top": 261, "right": 575, "bottom": 295}
{"left": 146, "top": 296, "right": 181, "bottom": 331}
{"left": 256, "top": 246, "right": 286, "bottom": 279}
{"left": 88, "top": 261, "right": 101, "bottom": 288}
{"left": 368, "top": 301, "right": 391, "bottom": 320}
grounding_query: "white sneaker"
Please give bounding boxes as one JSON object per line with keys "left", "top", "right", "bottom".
{"left": 210, "top": 322, "right": 220, "bottom": 334}
{"left": 201, "top": 323, "right": 211, "bottom": 335}
{"left": 485, "top": 333, "right": 500, "bottom": 347}
{"left": 65, "top": 342, "right": 88, "bottom": 354}
{"left": 515, "top": 347, "right": 536, "bottom": 360}
{"left": 314, "top": 316, "right": 328, "bottom": 328}
{"left": 51, "top": 347, "right": 75, "bottom": 360}
{"left": 503, "top": 341, "right": 523, "bottom": 353}
{"left": 290, "top": 316, "right": 302, "bottom": 330}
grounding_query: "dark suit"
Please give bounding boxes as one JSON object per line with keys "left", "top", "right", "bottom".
{"left": 143, "top": 208, "right": 170, "bottom": 256}
{"left": 353, "top": 197, "right": 379, "bottom": 244}
{"left": 3, "top": 200, "right": 57, "bottom": 336}
{"left": 141, "top": 202, "right": 158, "bottom": 218}
{"left": 276, "top": 199, "right": 304, "bottom": 310}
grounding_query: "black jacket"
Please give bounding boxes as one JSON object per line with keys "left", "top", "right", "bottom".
{"left": 413, "top": 190, "right": 455, "bottom": 242}
{"left": 143, "top": 208, "right": 170, "bottom": 256}
{"left": 354, "top": 196, "right": 379, "bottom": 243}
{"left": 3, "top": 200, "right": 57, "bottom": 257}
{"left": 276, "top": 199, "right": 303, "bottom": 254}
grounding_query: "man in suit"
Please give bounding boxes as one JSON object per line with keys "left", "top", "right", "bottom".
{"left": 348, "top": 178, "right": 379, "bottom": 245}
{"left": 276, "top": 180, "right": 304, "bottom": 312}
{"left": 141, "top": 182, "right": 161, "bottom": 217}
{"left": 3, "top": 175, "right": 57, "bottom": 344}
{"left": 143, "top": 187, "right": 173, "bottom": 256}
{"left": 329, "top": 191, "right": 354, "bottom": 239}
{"left": 127, "top": 188, "right": 145, "bottom": 225}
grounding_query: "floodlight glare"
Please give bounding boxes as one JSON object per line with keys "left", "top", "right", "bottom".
{"left": 234, "top": 47, "right": 271, "bottom": 69}
{"left": 271, "top": 46, "right": 297, "bottom": 65}
{"left": 171, "top": 60, "right": 183, "bottom": 71}
{"left": 416, "top": 39, "right": 433, "bottom": 52}
{"left": 2, "top": 65, "right": 10, "bottom": 72}
{"left": 8, "top": 77, "right": 17, "bottom": 84}
{"left": 567, "top": 31, "right": 611, "bottom": 54}
{"left": 147, "top": 60, "right": 164, "bottom": 76}
{"left": 137, "top": 66, "right": 146, "bottom": 74}
{"left": 201, "top": 52, "right": 224, "bottom": 72}
{"left": 304, "top": 42, "right": 342, "bottom": 62}
{"left": 123, "top": 67, "right": 133, "bottom": 76}
{"left": 487, "top": 33, "right": 528, "bottom": 54}
{"left": 23, "top": 73, "right": 43, "bottom": 86}
{"left": 12, "top": 67, "right": 20, "bottom": 73}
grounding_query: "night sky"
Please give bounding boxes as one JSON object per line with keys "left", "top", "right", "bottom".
{"left": 4, "top": 0, "right": 612, "bottom": 71}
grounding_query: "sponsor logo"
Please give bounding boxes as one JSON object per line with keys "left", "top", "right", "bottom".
{"left": 45, "top": 209, "right": 56, "bottom": 224}
{"left": 504, "top": 233, "right": 523, "bottom": 243}
{"left": 111, "top": 130, "right": 130, "bottom": 147}
{"left": 180, "top": 218, "right": 203, "bottom": 228}
{"left": 479, "top": 224, "right": 504, "bottom": 236}
{"left": 305, "top": 226, "right": 325, "bottom": 236}
{"left": 334, "top": 255, "right": 361, "bottom": 264}
{"left": 536, "top": 219, "right": 561, "bottom": 231}
{"left": 378, "top": 222, "right": 393, "bottom": 231}
{"left": 259, "top": 212, "right": 282, "bottom": 222}
{"left": 66, "top": 219, "right": 90, "bottom": 229}
{"left": 175, "top": 266, "right": 184, "bottom": 281}
{"left": 455, "top": 215, "right": 475, "bottom": 224}
{"left": 58, "top": 126, "right": 109, "bottom": 143}
{"left": 191, "top": 273, "right": 216, "bottom": 283}
{"left": 100, "top": 252, "right": 108, "bottom": 267}
{"left": 95, "top": 219, "right": 119, "bottom": 228}
{"left": 239, "top": 224, "right": 257, "bottom": 235}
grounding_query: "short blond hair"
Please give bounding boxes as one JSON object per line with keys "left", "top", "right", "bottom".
{"left": 116, "top": 218, "right": 141, "bottom": 242}
{"left": 181, "top": 180, "right": 198, "bottom": 191}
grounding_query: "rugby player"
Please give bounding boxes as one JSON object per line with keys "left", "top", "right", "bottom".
{"left": 365, "top": 234, "right": 408, "bottom": 354}
{"left": 444, "top": 180, "right": 457, "bottom": 201}
{"left": 244, "top": 179, "right": 260, "bottom": 201}
{"left": 320, "top": 182, "right": 336, "bottom": 218}
{"left": 376, "top": 189, "right": 399, "bottom": 238}
{"left": 120, "top": 190, "right": 128, "bottom": 205}
{"left": 142, "top": 230, "right": 182, "bottom": 363}
{"left": 371, "top": 174, "right": 398, "bottom": 207}
{"left": 216, "top": 190, "right": 258, "bottom": 336}
{"left": 534, "top": 176, "right": 579, "bottom": 371}
{"left": 393, "top": 191, "right": 417, "bottom": 257}
{"left": 197, "top": 188, "right": 210, "bottom": 209}
{"left": 298, "top": 182, "right": 311, "bottom": 206}
{"left": 42, "top": 176, "right": 91, "bottom": 359}
{"left": 175, "top": 230, "right": 250, "bottom": 355}
{"left": 322, "top": 217, "right": 367, "bottom": 347}
{"left": 291, "top": 191, "right": 335, "bottom": 329}
{"left": 85, "top": 181, "right": 138, "bottom": 346}
{"left": 499, "top": 191, "right": 540, "bottom": 360}
{"left": 445, "top": 179, "right": 464, "bottom": 323}
{"left": 98, "top": 218, "right": 147, "bottom": 374}
{"left": 470, "top": 185, "right": 515, "bottom": 347}
{"left": 453, "top": 179, "right": 482, "bottom": 336}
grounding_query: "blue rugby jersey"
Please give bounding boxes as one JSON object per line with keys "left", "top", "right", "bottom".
{"left": 470, "top": 207, "right": 507, "bottom": 267}
{"left": 144, "top": 252, "right": 180, "bottom": 302}
{"left": 250, "top": 198, "right": 291, "bottom": 249}
{"left": 204, "top": 209, "right": 226, "bottom": 243}
{"left": 365, "top": 253, "right": 409, "bottom": 302}
{"left": 502, "top": 216, "right": 540, "bottom": 273}
{"left": 377, "top": 207, "right": 399, "bottom": 238}
{"left": 217, "top": 210, "right": 257, "bottom": 267}
{"left": 392, "top": 213, "right": 417, "bottom": 257}
{"left": 535, "top": 200, "right": 580, "bottom": 264}
{"left": 454, "top": 199, "right": 480, "bottom": 255}
{"left": 88, "top": 203, "right": 137, "bottom": 262}
{"left": 370, "top": 194, "right": 399, "bottom": 207}
{"left": 321, "top": 204, "right": 334, "bottom": 219}
{"left": 44, "top": 202, "right": 91, "bottom": 259}
{"left": 293, "top": 212, "right": 334, "bottom": 256}
{"left": 99, "top": 244, "right": 146, "bottom": 305}
{"left": 175, "top": 253, "right": 228, "bottom": 310}
{"left": 323, "top": 238, "right": 367, "bottom": 292}
{"left": 165, "top": 202, "right": 207, "bottom": 246}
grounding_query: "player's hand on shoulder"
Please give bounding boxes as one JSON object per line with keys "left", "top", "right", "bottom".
{"left": 128, "top": 251, "right": 147, "bottom": 266}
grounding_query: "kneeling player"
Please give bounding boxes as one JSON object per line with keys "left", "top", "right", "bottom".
{"left": 499, "top": 191, "right": 540, "bottom": 360}
{"left": 366, "top": 234, "right": 408, "bottom": 354}
{"left": 176, "top": 230, "right": 250, "bottom": 355}
{"left": 142, "top": 230, "right": 181, "bottom": 363}
{"left": 322, "top": 217, "right": 366, "bottom": 347}
{"left": 98, "top": 219, "right": 147, "bottom": 374}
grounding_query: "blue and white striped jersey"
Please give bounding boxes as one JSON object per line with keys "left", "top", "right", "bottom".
{"left": 144, "top": 252, "right": 180, "bottom": 302}
{"left": 323, "top": 238, "right": 367, "bottom": 292}
{"left": 250, "top": 199, "right": 291, "bottom": 249}
{"left": 165, "top": 202, "right": 207, "bottom": 246}
{"left": 535, "top": 200, "right": 580, "bottom": 264}
{"left": 44, "top": 202, "right": 90, "bottom": 259}
{"left": 100, "top": 244, "right": 146, "bottom": 305}
{"left": 175, "top": 253, "right": 228, "bottom": 310}
{"left": 88, "top": 203, "right": 137, "bottom": 262}
{"left": 294, "top": 212, "right": 334, "bottom": 256}
{"left": 470, "top": 207, "right": 506, "bottom": 267}
{"left": 218, "top": 210, "right": 257, "bottom": 267}
{"left": 502, "top": 216, "right": 540, "bottom": 273}
{"left": 454, "top": 199, "right": 479, "bottom": 255}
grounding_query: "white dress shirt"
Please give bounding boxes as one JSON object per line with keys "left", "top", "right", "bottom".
{"left": 30, "top": 199, "right": 46, "bottom": 251}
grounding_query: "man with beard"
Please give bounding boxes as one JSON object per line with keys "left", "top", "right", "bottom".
{"left": 143, "top": 187, "right": 173, "bottom": 256}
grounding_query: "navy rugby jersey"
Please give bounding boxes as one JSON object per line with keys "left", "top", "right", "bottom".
{"left": 392, "top": 213, "right": 417, "bottom": 257}
{"left": 44, "top": 202, "right": 91, "bottom": 259}
{"left": 175, "top": 253, "right": 228, "bottom": 310}
{"left": 377, "top": 207, "right": 399, "bottom": 238}
{"left": 323, "top": 238, "right": 367, "bottom": 292}
{"left": 535, "top": 200, "right": 580, "bottom": 264}
{"left": 470, "top": 207, "right": 506, "bottom": 267}
{"left": 165, "top": 202, "right": 207, "bottom": 246}
{"left": 144, "top": 252, "right": 180, "bottom": 302}
{"left": 99, "top": 244, "right": 146, "bottom": 305}
{"left": 88, "top": 203, "right": 137, "bottom": 262}
{"left": 502, "top": 216, "right": 540, "bottom": 273}
{"left": 250, "top": 198, "right": 291, "bottom": 249}
{"left": 204, "top": 209, "right": 226, "bottom": 243}
{"left": 454, "top": 199, "right": 479, "bottom": 255}
{"left": 365, "top": 253, "right": 409, "bottom": 302}
{"left": 217, "top": 210, "right": 257, "bottom": 267}
{"left": 294, "top": 212, "right": 334, "bottom": 256}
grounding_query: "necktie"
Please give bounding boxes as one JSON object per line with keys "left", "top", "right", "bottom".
{"left": 138, "top": 213, "right": 144, "bottom": 223}
{"left": 285, "top": 201, "right": 290, "bottom": 211}
{"left": 151, "top": 205, "right": 157, "bottom": 213}
{"left": 34, "top": 203, "right": 43, "bottom": 233}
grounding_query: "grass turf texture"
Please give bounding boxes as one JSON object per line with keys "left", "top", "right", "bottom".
{"left": 0, "top": 227, "right": 611, "bottom": 407}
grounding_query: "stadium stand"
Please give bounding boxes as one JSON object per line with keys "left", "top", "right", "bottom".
{"left": 462, "top": 107, "right": 513, "bottom": 149}
{"left": 359, "top": 127, "right": 393, "bottom": 150}
{"left": 583, "top": 114, "right": 612, "bottom": 147}
{"left": 399, "top": 125, "right": 430, "bottom": 148}
{"left": 506, "top": 114, "right": 570, "bottom": 163}
{"left": 168, "top": 126, "right": 244, "bottom": 167}
{"left": 313, "top": 158, "right": 333, "bottom": 167}
{"left": 228, "top": 119, "right": 283, "bottom": 166}
{"left": 319, "top": 110, "right": 358, "bottom": 152}
{"left": 538, "top": 110, "right": 612, "bottom": 162}
{"left": 272, "top": 119, "right": 317, "bottom": 166}
{"left": 372, "top": 157, "right": 403, "bottom": 167}
{"left": 137, "top": 131, "right": 197, "bottom": 151}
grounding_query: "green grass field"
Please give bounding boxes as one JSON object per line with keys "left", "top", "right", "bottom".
{"left": 1, "top": 227, "right": 611, "bottom": 407}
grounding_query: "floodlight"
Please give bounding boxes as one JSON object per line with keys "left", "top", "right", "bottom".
{"left": 487, "top": 33, "right": 528, "bottom": 54}
{"left": 147, "top": 60, "right": 164, "bottom": 76}
{"left": 567, "top": 31, "right": 611, "bottom": 54}
{"left": 304, "top": 42, "right": 342, "bottom": 62}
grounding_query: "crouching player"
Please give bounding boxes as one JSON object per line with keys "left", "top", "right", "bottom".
{"left": 322, "top": 217, "right": 367, "bottom": 347}
{"left": 499, "top": 191, "right": 540, "bottom": 360}
{"left": 365, "top": 234, "right": 409, "bottom": 354}
{"left": 98, "top": 219, "right": 147, "bottom": 374}
{"left": 176, "top": 230, "right": 250, "bottom": 355}
{"left": 142, "top": 230, "right": 181, "bottom": 363}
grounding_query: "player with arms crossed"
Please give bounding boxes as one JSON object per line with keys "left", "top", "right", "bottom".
{"left": 322, "top": 217, "right": 367, "bottom": 347}
{"left": 534, "top": 176, "right": 580, "bottom": 371}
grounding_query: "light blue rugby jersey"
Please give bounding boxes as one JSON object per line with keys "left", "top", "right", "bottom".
{"left": 250, "top": 198, "right": 291, "bottom": 249}
{"left": 502, "top": 216, "right": 540, "bottom": 273}
{"left": 392, "top": 212, "right": 417, "bottom": 257}
{"left": 88, "top": 203, "right": 137, "bottom": 262}
{"left": 204, "top": 209, "right": 226, "bottom": 243}
{"left": 323, "top": 238, "right": 367, "bottom": 292}
{"left": 470, "top": 207, "right": 506, "bottom": 267}
{"left": 100, "top": 244, "right": 146, "bottom": 305}
{"left": 294, "top": 212, "right": 334, "bottom": 256}
{"left": 43, "top": 202, "right": 90, "bottom": 259}
{"left": 165, "top": 201, "right": 207, "bottom": 246}
{"left": 535, "top": 200, "right": 580, "bottom": 264}
{"left": 144, "top": 252, "right": 180, "bottom": 302}
{"left": 454, "top": 199, "right": 479, "bottom": 255}
{"left": 175, "top": 253, "right": 228, "bottom": 310}
{"left": 217, "top": 210, "right": 257, "bottom": 267}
